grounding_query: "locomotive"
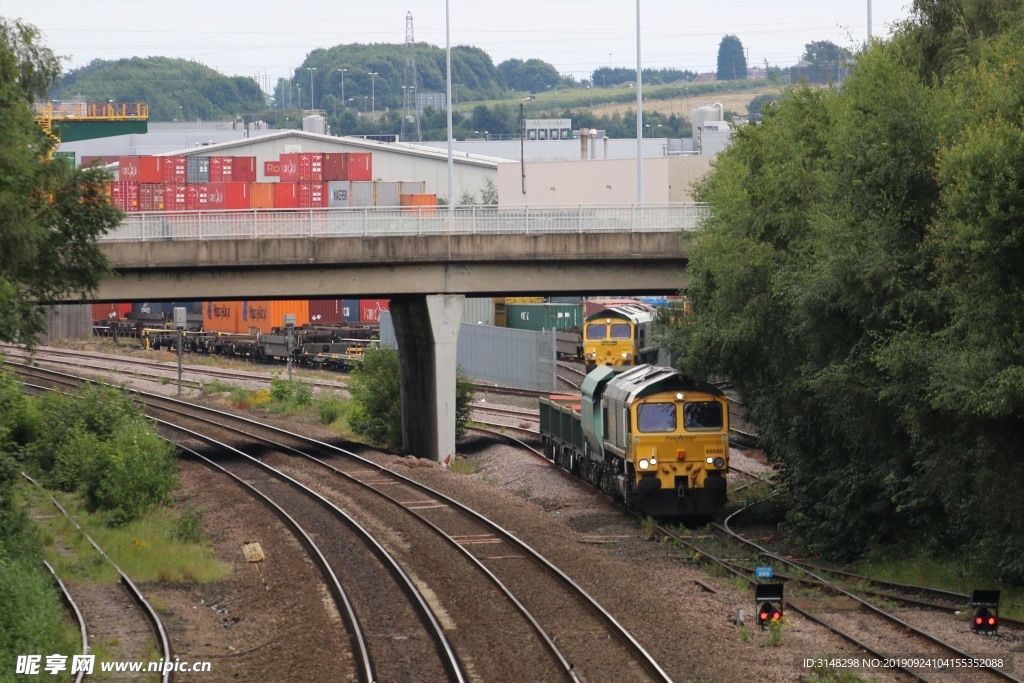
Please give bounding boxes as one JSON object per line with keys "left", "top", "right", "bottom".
{"left": 539, "top": 364, "right": 729, "bottom": 519}
{"left": 582, "top": 304, "right": 659, "bottom": 373}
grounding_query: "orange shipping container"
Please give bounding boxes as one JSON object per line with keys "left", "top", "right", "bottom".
{"left": 202, "top": 301, "right": 242, "bottom": 333}
{"left": 401, "top": 193, "right": 437, "bottom": 215}
{"left": 249, "top": 183, "right": 275, "bottom": 209}
{"left": 240, "top": 300, "right": 310, "bottom": 334}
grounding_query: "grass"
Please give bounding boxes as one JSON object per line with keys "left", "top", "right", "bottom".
{"left": 855, "top": 554, "right": 1024, "bottom": 620}
{"left": 449, "top": 455, "right": 478, "bottom": 475}
{"left": 23, "top": 484, "right": 229, "bottom": 584}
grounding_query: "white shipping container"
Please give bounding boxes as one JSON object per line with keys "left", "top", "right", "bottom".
{"left": 350, "top": 181, "right": 375, "bottom": 207}
{"left": 326, "top": 181, "right": 351, "bottom": 207}
{"left": 375, "top": 181, "right": 402, "bottom": 207}
{"left": 399, "top": 181, "right": 427, "bottom": 195}
{"left": 463, "top": 297, "right": 495, "bottom": 326}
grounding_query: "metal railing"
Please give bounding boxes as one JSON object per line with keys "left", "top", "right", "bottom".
{"left": 99, "top": 203, "right": 708, "bottom": 242}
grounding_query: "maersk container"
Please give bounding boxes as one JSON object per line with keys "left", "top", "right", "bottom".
{"left": 326, "top": 181, "right": 351, "bottom": 208}
{"left": 505, "top": 303, "right": 581, "bottom": 331}
{"left": 342, "top": 299, "right": 360, "bottom": 323}
{"left": 186, "top": 156, "right": 210, "bottom": 184}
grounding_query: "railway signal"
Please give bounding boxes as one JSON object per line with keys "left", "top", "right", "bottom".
{"left": 971, "top": 589, "right": 1000, "bottom": 635}
{"left": 755, "top": 583, "right": 784, "bottom": 630}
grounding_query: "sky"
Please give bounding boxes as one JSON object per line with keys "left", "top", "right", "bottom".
{"left": 1, "top": 0, "right": 915, "bottom": 90}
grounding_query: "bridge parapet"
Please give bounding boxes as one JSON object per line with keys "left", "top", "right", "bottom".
{"left": 100, "top": 203, "right": 708, "bottom": 242}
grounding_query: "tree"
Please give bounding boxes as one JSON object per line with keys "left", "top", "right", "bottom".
{"left": 801, "top": 40, "right": 851, "bottom": 66}
{"left": 0, "top": 19, "right": 121, "bottom": 345}
{"left": 715, "top": 35, "right": 747, "bottom": 81}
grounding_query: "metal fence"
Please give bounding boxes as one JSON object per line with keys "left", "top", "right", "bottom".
{"left": 380, "top": 312, "right": 558, "bottom": 392}
{"left": 100, "top": 203, "right": 708, "bottom": 242}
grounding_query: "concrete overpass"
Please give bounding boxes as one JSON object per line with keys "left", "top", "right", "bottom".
{"left": 91, "top": 203, "right": 703, "bottom": 464}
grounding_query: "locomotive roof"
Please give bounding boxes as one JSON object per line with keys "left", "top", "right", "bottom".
{"left": 602, "top": 364, "right": 723, "bottom": 405}
{"left": 584, "top": 304, "right": 656, "bottom": 325}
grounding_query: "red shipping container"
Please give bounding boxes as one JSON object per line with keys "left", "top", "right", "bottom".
{"left": 110, "top": 181, "right": 140, "bottom": 211}
{"left": 249, "top": 183, "right": 275, "bottom": 208}
{"left": 299, "top": 153, "right": 323, "bottom": 182}
{"left": 297, "top": 182, "right": 326, "bottom": 208}
{"left": 222, "top": 182, "right": 250, "bottom": 210}
{"left": 204, "top": 183, "right": 227, "bottom": 210}
{"left": 92, "top": 303, "right": 133, "bottom": 323}
{"left": 274, "top": 182, "right": 299, "bottom": 209}
{"left": 139, "top": 183, "right": 166, "bottom": 212}
{"left": 278, "top": 154, "right": 300, "bottom": 182}
{"left": 118, "top": 156, "right": 163, "bottom": 184}
{"left": 165, "top": 183, "right": 187, "bottom": 211}
{"left": 309, "top": 299, "right": 345, "bottom": 325}
{"left": 186, "top": 184, "right": 224, "bottom": 211}
{"left": 208, "top": 156, "right": 234, "bottom": 183}
{"left": 346, "top": 152, "right": 372, "bottom": 181}
{"left": 162, "top": 156, "right": 187, "bottom": 183}
{"left": 264, "top": 159, "right": 282, "bottom": 177}
{"left": 232, "top": 157, "right": 257, "bottom": 182}
{"left": 359, "top": 299, "right": 390, "bottom": 323}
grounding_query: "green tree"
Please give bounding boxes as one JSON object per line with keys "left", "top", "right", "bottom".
{"left": 347, "top": 347, "right": 475, "bottom": 451}
{"left": 801, "top": 40, "right": 852, "bottom": 66}
{"left": 1, "top": 19, "right": 120, "bottom": 345}
{"left": 715, "top": 35, "right": 747, "bottom": 81}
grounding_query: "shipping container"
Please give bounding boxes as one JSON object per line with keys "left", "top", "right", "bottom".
{"left": 309, "top": 299, "right": 344, "bottom": 325}
{"left": 208, "top": 156, "right": 234, "bottom": 183}
{"left": 274, "top": 182, "right": 299, "bottom": 209}
{"left": 186, "top": 156, "right": 210, "bottom": 184}
{"left": 298, "top": 182, "right": 326, "bottom": 208}
{"left": 359, "top": 299, "right": 390, "bottom": 323}
{"left": 240, "top": 300, "right": 310, "bottom": 335}
{"left": 322, "top": 152, "right": 372, "bottom": 181}
{"left": 400, "top": 193, "right": 437, "bottom": 215}
{"left": 249, "top": 182, "right": 275, "bottom": 209}
{"left": 133, "top": 301, "right": 202, "bottom": 319}
{"left": 109, "top": 182, "right": 140, "bottom": 211}
{"left": 92, "top": 303, "right": 133, "bottom": 323}
{"left": 223, "top": 182, "right": 250, "bottom": 210}
{"left": 119, "top": 156, "right": 163, "bottom": 184}
{"left": 185, "top": 184, "right": 207, "bottom": 211}
{"left": 279, "top": 153, "right": 323, "bottom": 182}
{"left": 342, "top": 299, "right": 360, "bottom": 323}
{"left": 232, "top": 156, "right": 257, "bottom": 183}
{"left": 583, "top": 298, "right": 645, "bottom": 317}
{"left": 139, "top": 183, "right": 165, "bottom": 212}
{"left": 375, "top": 181, "right": 402, "bottom": 207}
{"left": 505, "top": 303, "right": 581, "bottom": 331}
{"left": 203, "top": 301, "right": 242, "bottom": 334}
{"left": 82, "top": 155, "right": 119, "bottom": 169}
{"left": 463, "top": 297, "right": 495, "bottom": 326}
{"left": 326, "top": 181, "right": 351, "bottom": 208}
{"left": 162, "top": 156, "right": 187, "bottom": 184}
{"left": 350, "top": 181, "right": 375, "bottom": 207}
{"left": 264, "top": 159, "right": 282, "bottom": 177}
{"left": 165, "top": 183, "right": 187, "bottom": 211}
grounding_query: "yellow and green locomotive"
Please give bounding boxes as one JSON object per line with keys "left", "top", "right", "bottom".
{"left": 539, "top": 364, "right": 729, "bottom": 519}
{"left": 582, "top": 304, "right": 658, "bottom": 373}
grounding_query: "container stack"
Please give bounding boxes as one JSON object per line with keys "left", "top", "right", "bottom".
{"left": 107, "top": 155, "right": 259, "bottom": 212}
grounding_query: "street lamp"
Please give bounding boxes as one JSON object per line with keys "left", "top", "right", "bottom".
{"left": 367, "top": 71, "right": 378, "bottom": 113}
{"left": 338, "top": 68, "right": 347, "bottom": 107}
{"left": 307, "top": 67, "right": 316, "bottom": 109}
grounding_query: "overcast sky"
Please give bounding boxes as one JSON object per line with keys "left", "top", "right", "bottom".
{"left": 2, "top": 0, "right": 914, "bottom": 88}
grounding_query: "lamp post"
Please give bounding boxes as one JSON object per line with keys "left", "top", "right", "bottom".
{"left": 307, "top": 67, "right": 316, "bottom": 109}
{"left": 367, "top": 71, "right": 378, "bottom": 113}
{"left": 338, "top": 68, "right": 347, "bottom": 107}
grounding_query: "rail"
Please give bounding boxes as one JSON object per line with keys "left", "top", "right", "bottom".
{"left": 99, "top": 202, "right": 708, "bottom": 242}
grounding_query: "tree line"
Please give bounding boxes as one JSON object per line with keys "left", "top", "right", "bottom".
{"left": 664, "top": 0, "right": 1024, "bottom": 583}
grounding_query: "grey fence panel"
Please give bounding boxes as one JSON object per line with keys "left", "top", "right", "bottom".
{"left": 379, "top": 312, "right": 557, "bottom": 392}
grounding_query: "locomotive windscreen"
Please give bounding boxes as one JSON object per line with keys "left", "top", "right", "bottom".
{"left": 683, "top": 402, "right": 723, "bottom": 431}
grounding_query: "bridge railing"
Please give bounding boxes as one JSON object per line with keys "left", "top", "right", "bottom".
{"left": 99, "top": 203, "right": 708, "bottom": 242}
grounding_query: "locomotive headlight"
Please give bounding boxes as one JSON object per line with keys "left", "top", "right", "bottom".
{"left": 638, "top": 459, "right": 650, "bottom": 470}
{"left": 713, "top": 457, "right": 725, "bottom": 468}
{"left": 705, "top": 456, "right": 714, "bottom": 464}
{"left": 649, "top": 455, "right": 657, "bottom": 465}
{"left": 620, "top": 352, "right": 629, "bottom": 359}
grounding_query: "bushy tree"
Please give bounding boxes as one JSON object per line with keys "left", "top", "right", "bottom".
{"left": 715, "top": 35, "right": 747, "bottom": 81}
{"left": 1, "top": 19, "right": 120, "bottom": 345}
{"left": 347, "top": 347, "right": 475, "bottom": 451}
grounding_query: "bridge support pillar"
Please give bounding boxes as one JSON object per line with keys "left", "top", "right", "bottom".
{"left": 389, "top": 294, "right": 465, "bottom": 465}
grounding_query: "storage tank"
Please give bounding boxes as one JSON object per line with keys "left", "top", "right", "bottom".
{"left": 691, "top": 103, "right": 725, "bottom": 133}
{"left": 303, "top": 113, "right": 326, "bottom": 135}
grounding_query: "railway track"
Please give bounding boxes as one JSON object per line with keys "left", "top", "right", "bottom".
{"left": 12, "top": 360, "right": 676, "bottom": 682}
{"left": 23, "top": 475, "right": 174, "bottom": 683}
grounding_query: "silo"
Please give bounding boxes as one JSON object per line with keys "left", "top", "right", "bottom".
{"left": 303, "top": 113, "right": 326, "bottom": 135}
{"left": 691, "top": 102, "right": 725, "bottom": 132}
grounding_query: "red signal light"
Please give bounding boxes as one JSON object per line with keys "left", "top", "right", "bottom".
{"left": 988, "top": 617, "right": 997, "bottom": 626}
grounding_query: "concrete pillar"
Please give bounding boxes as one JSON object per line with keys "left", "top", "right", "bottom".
{"left": 389, "top": 294, "right": 465, "bottom": 466}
